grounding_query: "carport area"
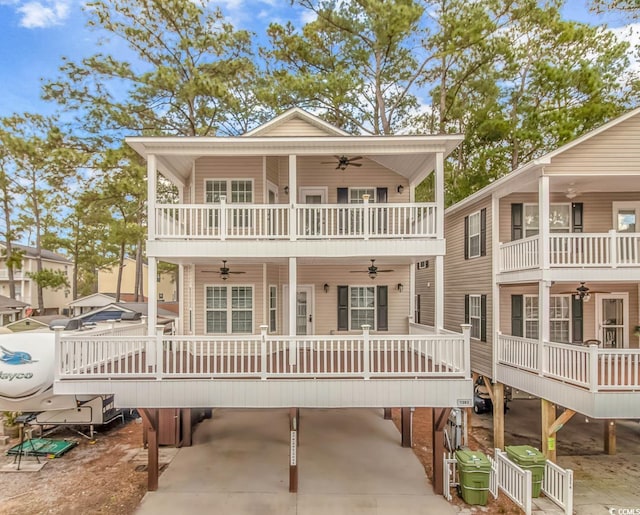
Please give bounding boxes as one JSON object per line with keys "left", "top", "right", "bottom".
{"left": 136, "top": 408, "right": 456, "bottom": 515}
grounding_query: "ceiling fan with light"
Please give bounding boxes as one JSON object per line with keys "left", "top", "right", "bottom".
{"left": 321, "top": 155, "right": 363, "bottom": 171}
{"left": 203, "top": 260, "right": 246, "bottom": 281}
{"left": 350, "top": 259, "right": 394, "bottom": 279}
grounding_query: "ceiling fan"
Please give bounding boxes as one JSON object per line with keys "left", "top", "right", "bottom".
{"left": 321, "top": 155, "right": 363, "bottom": 170}
{"left": 559, "top": 282, "right": 609, "bottom": 301}
{"left": 350, "top": 259, "right": 394, "bottom": 279}
{"left": 203, "top": 260, "right": 246, "bottom": 281}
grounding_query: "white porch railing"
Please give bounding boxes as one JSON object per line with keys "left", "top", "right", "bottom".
{"left": 499, "top": 232, "right": 640, "bottom": 272}
{"left": 542, "top": 460, "right": 574, "bottom": 515}
{"left": 488, "top": 449, "right": 532, "bottom": 515}
{"left": 154, "top": 202, "right": 437, "bottom": 240}
{"left": 496, "top": 334, "right": 640, "bottom": 392}
{"left": 56, "top": 326, "right": 470, "bottom": 381}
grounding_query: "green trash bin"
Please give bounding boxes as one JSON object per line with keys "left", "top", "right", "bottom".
{"left": 505, "top": 445, "right": 545, "bottom": 497}
{"left": 455, "top": 449, "right": 491, "bottom": 505}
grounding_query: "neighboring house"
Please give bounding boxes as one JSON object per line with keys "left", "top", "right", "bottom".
{"left": 53, "top": 108, "right": 471, "bottom": 493}
{"left": 67, "top": 293, "right": 117, "bottom": 317}
{"left": 417, "top": 107, "right": 640, "bottom": 457}
{"left": 6, "top": 315, "right": 68, "bottom": 332}
{"left": 98, "top": 257, "right": 176, "bottom": 302}
{"left": 0, "top": 294, "right": 28, "bottom": 325}
{"left": 0, "top": 243, "right": 72, "bottom": 314}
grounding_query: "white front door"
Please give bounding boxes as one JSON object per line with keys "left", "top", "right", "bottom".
{"left": 596, "top": 293, "right": 628, "bottom": 348}
{"left": 284, "top": 285, "right": 314, "bottom": 335}
{"left": 300, "top": 187, "right": 327, "bottom": 235}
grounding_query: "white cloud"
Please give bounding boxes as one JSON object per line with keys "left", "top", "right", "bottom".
{"left": 15, "top": 0, "right": 70, "bottom": 28}
{"left": 608, "top": 22, "right": 640, "bottom": 72}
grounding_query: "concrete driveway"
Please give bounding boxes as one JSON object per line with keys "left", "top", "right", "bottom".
{"left": 136, "top": 408, "right": 456, "bottom": 515}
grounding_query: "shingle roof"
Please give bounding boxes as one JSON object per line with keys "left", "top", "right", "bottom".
{"left": 1, "top": 242, "right": 71, "bottom": 263}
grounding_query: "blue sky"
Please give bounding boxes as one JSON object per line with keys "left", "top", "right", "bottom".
{"left": 0, "top": 0, "right": 637, "bottom": 119}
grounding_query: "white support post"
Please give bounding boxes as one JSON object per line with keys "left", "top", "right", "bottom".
{"left": 155, "top": 325, "right": 164, "bottom": 380}
{"left": 148, "top": 257, "right": 158, "bottom": 336}
{"left": 147, "top": 154, "right": 157, "bottom": 241}
{"left": 539, "top": 280, "right": 550, "bottom": 376}
{"left": 362, "top": 324, "right": 371, "bottom": 379}
{"left": 362, "top": 194, "right": 370, "bottom": 240}
{"left": 219, "top": 195, "right": 227, "bottom": 240}
{"left": 461, "top": 324, "right": 471, "bottom": 376}
{"left": 539, "top": 175, "right": 550, "bottom": 271}
{"left": 409, "top": 263, "right": 416, "bottom": 326}
{"left": 260, "top": 324, "right": 268, "bottom": 380}
{"left": 289, "top": 257, "right": 297, "bottom": 367}
{"left": 609, "top": 229, "right": 617, "bottom": 268}
{"left": 289, "top": 155, "right": 297, "bottom": 241}
{"left": 588, "top": 343, "right": 599, "bottom": 392}
{"left": 435, "top": 255, "right": 444, "bottom": 332}
{"left": 54, "top": 327, "right": 63, "bottom": 381}
{"left": 435, "top": 152, "right": 445, "bottom": 239}
{"left": 177, "top": 264, "right": 184, "bottom": 334}
{"left": 491, "top": 193, "right": 500, "bottom": 381}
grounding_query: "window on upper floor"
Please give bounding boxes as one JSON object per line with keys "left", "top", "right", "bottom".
{"left": 349, "top": 188, "right": 376, "bottom": 203}
{"left": 269, "top": 285, "right": 277, "bottom": 333}
{"left": 337, "top": 285, "right": 388, "bottom": 331}
{"left": 464, "top": 209, "right": 486, "bottom": 259}
{"left": 205, "top": 179, "right": 253, "bottom": 204}
{"left": 465, "top": 294, "right": 487, "bottom": 341}
{"left": 523, "top": 203, "right": 571, "bottom": 237}
{"left": 512, "top": 294, "right": 571, "bottom": 343}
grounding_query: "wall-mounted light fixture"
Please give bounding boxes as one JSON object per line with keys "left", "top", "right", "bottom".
{"left": 396, "top": 283, "right": 404, "bottom": 292}
{"left": 284, "top": 186, "right": 289, "bottom": 195}
{"left": 396, "top": 185, "right": 404, "bottom": 194}
{"left": 323, "top": 283, "right": 330, "bottom": 293}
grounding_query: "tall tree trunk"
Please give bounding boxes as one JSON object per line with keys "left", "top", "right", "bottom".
{"left": 33, "top": 178, "right": 44, "bottom": 313}
{"left": 2, "top": 192, "right": 16, "bottom": 299}
{"left": 116, "top": 242, "right": 125, "bottom": 302}
{"left": 134, "top": 241, "right": 143, "bottom": 302}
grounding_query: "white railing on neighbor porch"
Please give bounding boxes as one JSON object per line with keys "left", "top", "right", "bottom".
{"left": 154, "top": 202, "right": 437, "bottom": 240}
{"left": 496, "top": 334, "right": 640, "bottom": 392}
{"left": 499, "top": 231, "right": 640, "bottom": 272}
{"left": 55, "top": 325, "right": 470, "bottom": 381}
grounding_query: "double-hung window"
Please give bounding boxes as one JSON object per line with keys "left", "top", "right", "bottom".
{"left": 468, "top": 211, "right": 481, "bottom": 258}
{"left": 469, "top": 295, "right": 481, "bottom": 339}
{"left": 549, "top": 295, "right": 570, "bottom": 343}
{"left": 205, "top": 285, "right": 253, "bottom": 334}
{"left": 350, "top": 286, "right": 375, "bottom": 330}
{"left": 524, "top": 203, "right": 571, "bottom": 237}
{"left": 269, "top": 286, "right": 277, "bottom": 333}
{"left": 524, "top": 295, "right": 539, "bottom": 339}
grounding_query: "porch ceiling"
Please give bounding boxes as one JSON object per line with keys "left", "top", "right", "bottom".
{"left": 494, "top": 173, "right": 637, "bottom": 197}
{"left": 126, "top": 134, "right": 464, "bottom": 185}
{"left": 159, "top": 255, "right": 422, "bottom": 267}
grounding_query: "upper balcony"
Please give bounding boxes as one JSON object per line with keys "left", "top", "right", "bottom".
{"left": 155, "top": 201, "right": 437, "bottom": 241}
{"left": 499, "top": 231, "right": 640, "bottom": 279}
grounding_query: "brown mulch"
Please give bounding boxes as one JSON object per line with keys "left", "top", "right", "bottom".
{"left": 392, "top": 408, "right": 521, "bottom": 514}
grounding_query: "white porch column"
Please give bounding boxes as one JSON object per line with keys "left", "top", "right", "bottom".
{"left": 177, "top": 264, "right": 184, "bottom": 334}
{"left": 491, "top": 193, "right": 500, "bottom": 380}
{"left": 288, "top": 257, "right": 298, "bottom": 366}
{"left": 409, "top": 263, "right": 416, "bottom": 325}
{"left": 289, "top": 155, "right": 297, "bottom": 241}
{"left": 435, "top": 255, "right": 444, "bottom": 332}
{"left": 538, "top": 280, "right": 551, "bottom": 376}
{"left": 147, "top": 154, "right": 157, "bottom": 241}
{"left": 539, "top": 175, "right": 550, "bottom": 271}
{"left": 435, "top": 152, "right": 445, "bottom": 239}
{"left": 148, "top": 257, "right": 158, "bottom": 335}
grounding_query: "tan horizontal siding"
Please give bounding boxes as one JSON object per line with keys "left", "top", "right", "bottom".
{"left": 414, "top": 262, "right": 435, "bottom": 326}
{"left": 259, "top": 118, "right": 332, "bottom": 137}
{"left": 195, "top": 156, "right": 264, "bottom": 204}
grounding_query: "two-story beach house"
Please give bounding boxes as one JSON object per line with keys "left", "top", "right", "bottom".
{"left": 0, "top": 243, "right": 72, "bottom": 315}
{"left": 417, "top": 107, "right": 640, "bottom": 459}
{"left": 52, "top": 109, "right": 472, "bottom": 491}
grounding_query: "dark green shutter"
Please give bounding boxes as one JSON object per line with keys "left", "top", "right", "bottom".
{"left": 511, "top": 203, "right": 523, "bottom": 240}
{"left": 377, "top": 286, "right": 388, "bottom": 331}
{"left": 464, "top": 294, "right": 470, "bottom": 324}
{"left": 480, "top": 295, "right": 487, "bottom": 342}
{"left": 464, "top": 216, "right": 469, "bottom": 259}
{"left": 337, "top": 286, "right": 348, "bottom": 330}
{"left": 337, "top": 188, "right": 348, "bottom": 204}
{"left": 572, "top": 203, "right": 583, "bottom": 233}
{"left": 511, "top": 295, "right": 523, "bottom": 337}
{"left": 415, "top": 294, "right": 421, "bottom": 324}
{"left": 480, "top": 208, "right": 487, "bottom": 256}
{"left": 572, "top": 296, "right": 583, "bottom": 343}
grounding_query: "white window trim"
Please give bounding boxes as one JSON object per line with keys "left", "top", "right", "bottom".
{"left": 204, "top": 284, "right": 254, "bottom": 335}
{"left": 523, "top": 203, "right": 571, "bottom": 237}
{"left": 612, "top": 201, "right": 639, "bottom": 232}
{"left": 269, "top": 285, "right": 277, "bottom": 333}
{"left": 348, "top": 285, "right": 376, "bottom": 331}
{"left": 204, "top": 178, "right": 255, "bottom": 204}
{"left": 348, "top": 187, "right": 376, "bottom": 203}
{"left": 524, "top": 294, "right": 538, "bottom": 339}
{"left": 549, "top": 294, "right": 571, "bottom": 343}
{"left": 468, "top": 210, "right": 481, "bottom": 259}
{"left": 469, "top": 294, "right": 481, "bottom": 339}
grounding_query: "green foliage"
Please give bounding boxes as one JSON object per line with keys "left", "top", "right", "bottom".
{"left": 27, "top": 269, "right": 70, "bottom": 290}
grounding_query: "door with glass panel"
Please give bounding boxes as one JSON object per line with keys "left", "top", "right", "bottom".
{"left": 613, "top": 204, "right": 638, "bottom": 264}
{"left": 284, "top": 285, "right": 314, "bottom": 335}
{"left": 596, "top": 293, "right": 628, "bottom": 348}
{"left": 300, "top": 188, "right": 326, "bottom": 236}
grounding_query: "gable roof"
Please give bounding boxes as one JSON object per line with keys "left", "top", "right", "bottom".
{"left": 447, "top": 106, "right": 640, "bottom": 214}
{"left": 67, "top": 292, "right": 116, "bottom": 308}
{"left": 243, "top": 108, "right": 350, "bottom": 137}
{"left": 0, "top": 294, "right": 28, "bottom": 310}
{"left": 1, "top": 242, "right": 71, "bottom": 264}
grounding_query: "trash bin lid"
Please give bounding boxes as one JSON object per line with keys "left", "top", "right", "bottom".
{"left": 455, "top": 449, "right": 490, "bottom": 468}
{"left": 505, "top": 445, "right": 544, "bottom": 463}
